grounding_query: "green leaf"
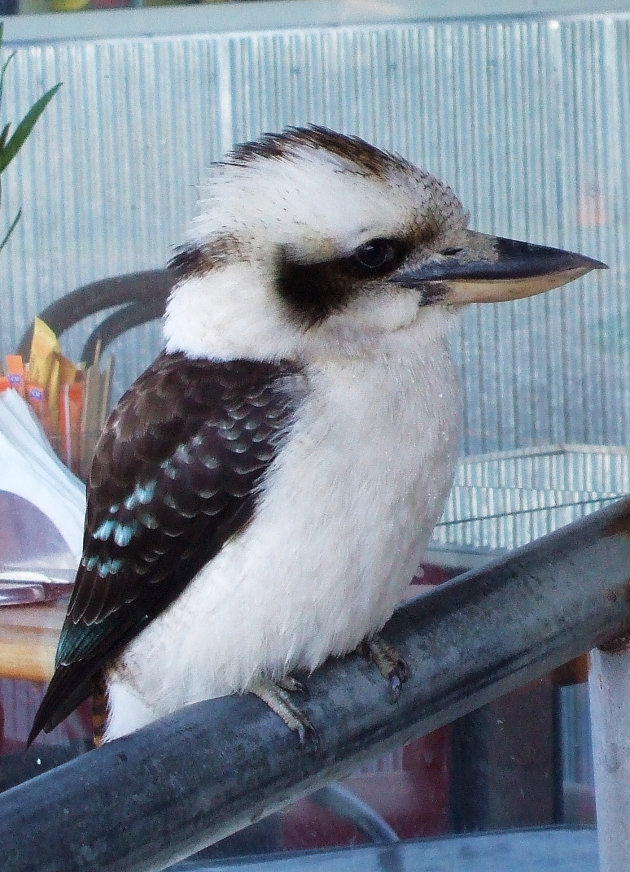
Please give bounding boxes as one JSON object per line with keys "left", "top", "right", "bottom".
{"left": 0, "top": 207, "right": 21, "bottom": 254}
{"left": 0, "top": 122, "right": 11, "bottom": 152}
{"left": 0, "top": 81, "right": 62, "bottom": 175}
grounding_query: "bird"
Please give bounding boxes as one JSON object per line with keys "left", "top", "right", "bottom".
{"left": 29, "top": 126, "right": 605, "bottom": 746}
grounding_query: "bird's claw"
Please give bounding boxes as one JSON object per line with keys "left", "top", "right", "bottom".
{"left": 359, "top": 635, "right": 410, "bottom": 702}
{"left": 249, "top": 675, "right": 319, "bottom": 748}
{"left": 276, "top": 674, "right": 309, "bottom": 697}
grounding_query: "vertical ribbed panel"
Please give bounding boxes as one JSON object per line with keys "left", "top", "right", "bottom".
{"left": 0, "top": 14, "right": 628, "bottom": 448}
{"left": 0, "top": 35, "right": 227, "bottom": 391}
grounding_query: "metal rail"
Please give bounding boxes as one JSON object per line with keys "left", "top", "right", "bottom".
{"left": 2, "top": 496, "right": 630, "bottom": 872}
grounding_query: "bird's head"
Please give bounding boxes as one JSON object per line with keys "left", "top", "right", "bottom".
{"left": 165, "top": 126, "right": 605, "bottom": 362}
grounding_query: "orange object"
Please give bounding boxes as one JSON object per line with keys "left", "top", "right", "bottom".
{"left": 5, "top": 355, "right": 25, "bottom": 397}
{"left": 47, "top": 356, "right": 61, "bottom": 435}
{"left": 25, "top": 380, "right": 53, "bottom": 436}
{"left": 59, "top": 380, "right": 84, "bottom": 475}
{"left": 27, "top": 318, "right": 60, "bottom": 434}
{"left": 28, "top": 318, "right": 59, "bottom": 388}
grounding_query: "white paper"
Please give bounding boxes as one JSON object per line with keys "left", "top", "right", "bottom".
{"left": 0, "top": 390, "right": 86, "bottom": 560}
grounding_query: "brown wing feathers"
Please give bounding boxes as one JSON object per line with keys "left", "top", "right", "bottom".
{"left": 28, "top": 352, "right": 303, "bottom": 743}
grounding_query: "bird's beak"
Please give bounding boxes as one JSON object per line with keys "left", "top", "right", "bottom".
{"left": 391, "top": 230, "right": 607, "bottom": 305}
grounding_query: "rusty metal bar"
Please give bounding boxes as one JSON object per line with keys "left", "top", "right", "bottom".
{"left": 1, "top": 496, "right": 630, "bottom": 872}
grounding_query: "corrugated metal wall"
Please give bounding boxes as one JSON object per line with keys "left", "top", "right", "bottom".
{"left": 1, "top": 12, "right": 628, "bottom": 453}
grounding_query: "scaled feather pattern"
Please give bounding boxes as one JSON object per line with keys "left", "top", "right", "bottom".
{"left": 30, "top": 353, "right": 303, "bottom": 738}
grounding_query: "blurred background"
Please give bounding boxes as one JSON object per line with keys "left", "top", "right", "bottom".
{"left": 0, "top": 2, "right": 628, "bottom": 867}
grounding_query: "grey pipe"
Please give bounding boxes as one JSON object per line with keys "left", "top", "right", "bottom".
{"left": 2, "top": 495, "right": 630, "bottom": 872}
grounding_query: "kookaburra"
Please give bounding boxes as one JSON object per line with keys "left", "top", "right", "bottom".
{"left": 29, "top": 126, "right": 605, "bottom": 746}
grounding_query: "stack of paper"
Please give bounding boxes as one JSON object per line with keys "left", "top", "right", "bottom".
{"left": 0, "top": 388, "right": 86, "bottom": 564}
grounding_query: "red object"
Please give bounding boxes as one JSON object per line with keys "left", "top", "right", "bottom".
{"left": 281, "top": 729, "right": 451, "bottom": 849}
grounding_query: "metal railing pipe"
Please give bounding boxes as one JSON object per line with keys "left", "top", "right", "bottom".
{"left": 2, "top": 496, "right": 630, "bottom": 872}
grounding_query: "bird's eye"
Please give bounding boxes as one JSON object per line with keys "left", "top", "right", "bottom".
{"left": 441, "top": 247, "right": 464, "bottom": 256}
{"left": 352, "top": 238, "right": 398, "bottom": 273}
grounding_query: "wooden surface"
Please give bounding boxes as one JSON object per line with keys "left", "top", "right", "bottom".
{"left": 0, "top": 599, "right": 66, "bottom": 681}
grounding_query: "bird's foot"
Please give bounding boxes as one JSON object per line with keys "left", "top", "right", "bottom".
{"left": 359, "top": 635, "right": 410, "bottom": 701}
{"left": 249, "top": 675, "right": 318, "bottom": 746}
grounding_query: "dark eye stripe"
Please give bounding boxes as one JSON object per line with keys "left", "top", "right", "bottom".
{"left": 277, "top": 238, "right": 410, "bottom": 327}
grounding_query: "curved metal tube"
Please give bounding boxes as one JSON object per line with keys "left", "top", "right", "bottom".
{"left": 16, "top": 269, "right": 173, "bottom": 360}
{"left": 80, "top": 299, "right": 167, "bottom": 366}
{"left": 310, "top": 784, "right": 399, "bottom": 844}
{"left": 1, "top": 496, "right": 630, "bottom": 872}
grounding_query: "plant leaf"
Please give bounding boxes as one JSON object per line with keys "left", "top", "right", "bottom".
{"left": 0, "top": 82, "right": 61, "bottom": 175}
{"left": 0, "top": 122, "right": 11, "bottom": 152}
{"left": 0, "top": 207, "right": 21, "bottom": 254}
